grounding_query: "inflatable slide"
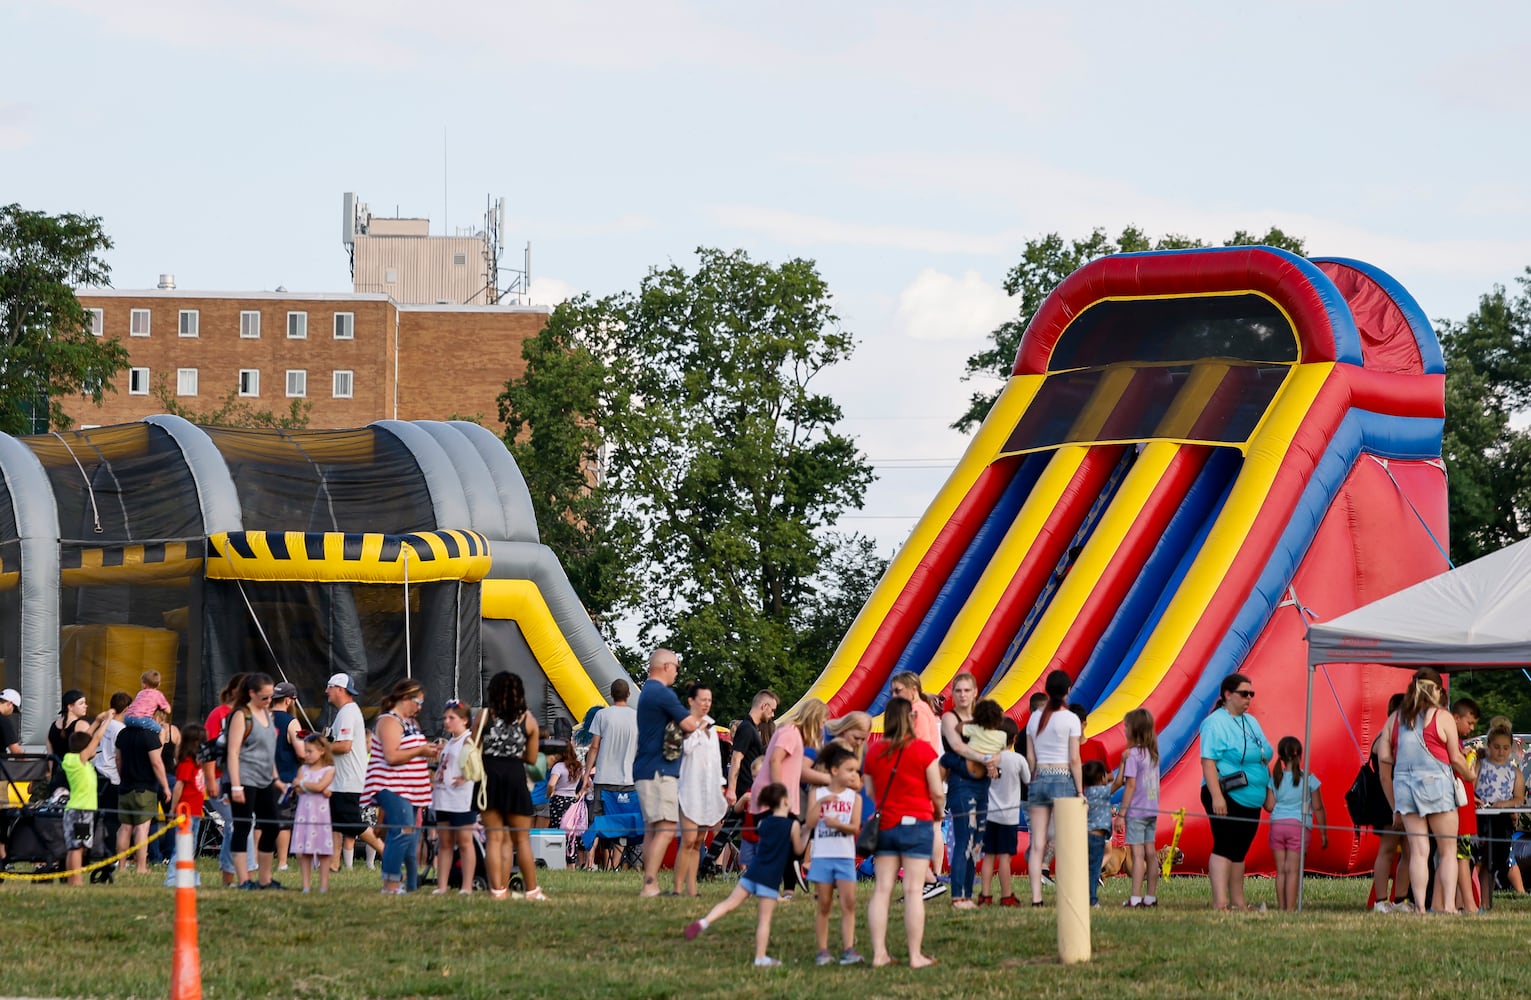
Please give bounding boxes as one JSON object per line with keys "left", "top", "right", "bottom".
{"left": 799, "top": 247, "right": 1449, "bottom": 874}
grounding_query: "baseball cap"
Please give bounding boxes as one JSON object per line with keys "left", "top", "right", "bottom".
{"left": 271, "top": 681, "right": 299, "bottom": 701}
{"left": 325, "top": 673, "right": 359, "bottom": 695}
{"left": 0, "top": 688, "right": 20, "bottom": 710}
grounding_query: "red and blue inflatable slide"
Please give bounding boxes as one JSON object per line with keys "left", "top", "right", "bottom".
{"left": 800, "top": 247, "right": 1448, "bottom": 875}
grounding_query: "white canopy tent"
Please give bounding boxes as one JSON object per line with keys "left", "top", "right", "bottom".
{"left": 1301, "top": 536, "right": 1531, "bottom": 907}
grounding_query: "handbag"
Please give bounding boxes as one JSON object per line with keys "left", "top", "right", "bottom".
{"left": 559, "top": 794, "right": 588, "bottom": 836}
{"left": 459, "top": 711, "right": 487, "bottom": 784}
{"left": 1217, "top": 770, "right": 1249, "bottom": 795}
{"left": 1454, "top": 775, "right": 1469, "bottom": 808}
{"left": 857, "top": 745, "right": 906, "bottom": 855}
{"left": 1345, "top": 757, "right": 1393, "bottom": 829}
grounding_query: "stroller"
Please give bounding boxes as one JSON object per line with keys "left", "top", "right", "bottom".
{"left": 0, "top": 755, "right": 113, "bottom": 882}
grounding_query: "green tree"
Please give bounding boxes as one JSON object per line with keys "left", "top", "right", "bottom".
{"left": 500, "top": 248, "right": 877, "bottom": 709}
{"left": 498, "top": 292, "right": 637, "bottom": 627}
{"left": 953, "top": 226, "right": 1306, "bottom": 432}
{"left": 150, "top": 374, "right": 312, "bottom": 429}
{"left": 0, "top": 204, "right": 129, "bottom": 435}
{"left": 1436, "top": 270, "right": 1531, "bottom": 728}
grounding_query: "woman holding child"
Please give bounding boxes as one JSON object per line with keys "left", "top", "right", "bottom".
{"left": 939, "top": 672, "right": 999, "bottom": 910}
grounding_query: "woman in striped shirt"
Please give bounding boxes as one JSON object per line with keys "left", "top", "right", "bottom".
{"left": 362, "top": 679, "right": 440, "bottom": 894}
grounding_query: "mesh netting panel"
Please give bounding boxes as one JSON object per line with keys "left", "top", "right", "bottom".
{"left": 202, "top": 580, "right": 477, "bottom": 738}
{"left": 22, "top": 423, "right": 203, "bottom": 543}
{"left": 59, "top": 575, "right": 196, "bottom": 723}
{"left": 202, "top": 426, "right": 436, "bottom": 533}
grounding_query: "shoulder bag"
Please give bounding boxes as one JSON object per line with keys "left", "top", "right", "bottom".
{"left": 856, "top": 744, "right": 906, "bottom": 856}
{"left": 459, "top": 710, "right": 487, "bottom": 784}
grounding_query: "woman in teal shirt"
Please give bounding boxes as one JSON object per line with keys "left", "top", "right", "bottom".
{"left": 1199, "top": 673, "right": 1271, "bottom": 911}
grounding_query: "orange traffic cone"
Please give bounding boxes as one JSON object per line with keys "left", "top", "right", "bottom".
{"left": 170, "top": 805, "right": 202, "bottom": 1000}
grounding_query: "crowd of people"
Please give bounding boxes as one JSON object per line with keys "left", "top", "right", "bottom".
{"left": 16, "top": 652, "right": 1531, "bottom": 965}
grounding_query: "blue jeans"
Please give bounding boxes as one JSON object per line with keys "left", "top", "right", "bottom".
{"left": 946, "top": 771, "right": 989, "bottom": 900}
{"left": 207, "top": 795, "right": 237, "bottom": 875}
{"left": 377, "top": 789, "right": 420, "bottom": 890}
{"left": 1088, "top": 831, "right": 1106, "bottom": 905}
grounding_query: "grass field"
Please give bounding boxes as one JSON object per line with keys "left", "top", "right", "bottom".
{"left": 2, "top": 860, "right": 1528, "bottom": 998}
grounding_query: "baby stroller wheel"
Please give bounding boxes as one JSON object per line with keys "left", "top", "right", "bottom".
{"left": 509, "top": 873, "right": 524, "bottom": 894}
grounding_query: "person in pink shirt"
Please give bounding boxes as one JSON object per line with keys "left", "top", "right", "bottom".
{"left": 122, "top": 670, "right": 172, "bottom": 735}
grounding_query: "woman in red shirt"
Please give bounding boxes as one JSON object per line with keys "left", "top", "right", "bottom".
{"left": 862, "top": 697, "right": 945, "bottom": 969}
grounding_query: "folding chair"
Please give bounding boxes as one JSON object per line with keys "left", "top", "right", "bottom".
{"left": 582, "top": 789, "right": 645, "bottom": 870}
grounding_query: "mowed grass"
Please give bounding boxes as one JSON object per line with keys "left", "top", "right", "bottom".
{"left": 3, "top": 861, "right": 1530, "bottom": 999}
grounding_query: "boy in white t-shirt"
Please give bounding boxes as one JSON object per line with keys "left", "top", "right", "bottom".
{"left": 979, "top": 717, "right": 1031, "bottom": 905}
{"left": 805, "top": 743, "right": 863, "bottom": 966}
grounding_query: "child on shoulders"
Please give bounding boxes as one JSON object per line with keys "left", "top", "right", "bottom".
{"left": 122, "top": 670, "right": 171, "bottom": 735}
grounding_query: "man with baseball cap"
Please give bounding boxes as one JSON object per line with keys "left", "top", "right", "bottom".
{"left": 323, "top": 673, "right": 381, "bottom": 869}
{"left": 0, "top": 689, "right": 22, "bottom": 755}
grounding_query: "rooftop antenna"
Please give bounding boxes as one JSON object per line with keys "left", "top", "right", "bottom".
{"left": 443, "top": 126, "right": 448, "bottom": 236}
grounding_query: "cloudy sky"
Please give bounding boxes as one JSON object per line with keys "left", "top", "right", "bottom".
{"left": 6, "top": 1, "right": 1531, "bottom": 554}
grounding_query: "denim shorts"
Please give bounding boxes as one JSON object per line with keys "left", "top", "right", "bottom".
{"left": 436, "top": 809, "right": 478, "bottom": 829}
{"left": 739, "top": 876, "right": 779, "bottom": 899}
{"left": 875, "top": 819, "right": 934, "bottom": 860}
{"left": 1124, "top": 814, "right": 1157, "bottom": 846}
{"left": 808, "top": 855, "right": 857, "bottom": 884}
{"left": 1028, "top": 770, "right": 1077, "bottom": 808}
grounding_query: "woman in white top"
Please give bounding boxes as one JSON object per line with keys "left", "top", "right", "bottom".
{"left": 675, "top": 681, "right": 728, "bottom": 897}
{"left": 1024, "top": 669, "right": 1082, "bottom": 906}
{"left": 432, "top": 701, "right": 478, "bottom": 895}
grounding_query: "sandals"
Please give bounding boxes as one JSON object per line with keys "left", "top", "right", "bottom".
{"left": 524, "top": 887, "right": 549, "bottom": 902}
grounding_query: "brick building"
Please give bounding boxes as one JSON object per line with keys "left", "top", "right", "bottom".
{"left": 64, "top": 287, "right": 549, "bottom": 428}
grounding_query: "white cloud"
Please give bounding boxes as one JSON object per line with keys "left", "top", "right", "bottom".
{"left": 895, "top": 269, "right": 1013, "bottom": 342}
{"left": 527, "top": 275, "right": 579, "bottom": 307}
{"left": 710, "top": 204, "right": 1021, "bottom": 256}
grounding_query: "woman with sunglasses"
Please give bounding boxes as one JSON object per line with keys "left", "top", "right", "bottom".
{"left": 226, "top": 672, "right": 282, "bottom": 889}
{"left": 1199, "top": 672, "right": 1271, "bottom": 911}
{"left": 361, "top": 679, "right": 441, "bottom": 894}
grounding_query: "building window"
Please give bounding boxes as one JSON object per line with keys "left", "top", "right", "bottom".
{"left": 385, "top": 269, "right": 397, "bottom": 284}
{"left": 453, "top": 252, "right": 467, "bottom": 266}
{"left": 287, "top": 311, "right": 307, "bottom": 339}
{"left": 179, "top": 309, "right": 199, "bottom": 337}
{"left": 240, "top": 311, "right": 261, "bottom": 339}
{"left": 129, "top": 367, "right": 149, "bottom": 395}
{"left": 334, "top": 312, "right": 354, "bottom": 340}
{"left": 177, "top": 368, "right": 198, "bottom": 396}
{"left": 332, "top": 370, "right": 354, "bottom": 399}
{"left": 286, "top": 369, "right": 307, "bottom": 397}
{"left": 238, "top": 369, "right": 260, "bottom": 397}
{"left": 130, "top": 309, "right": 151, "bottom": 337}
{"left": 88, "top": 308, "right": 103, "bottom": 337}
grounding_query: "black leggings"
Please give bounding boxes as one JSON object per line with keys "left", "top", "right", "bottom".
{"left": 1481, "top": 813, "right": 1514, "bottom": 883}
{"left": 1201, "top": 785, "right": 1262, "bottom": 862}
{"left": 230, "top": 784, "right": 281, "bottom": 855}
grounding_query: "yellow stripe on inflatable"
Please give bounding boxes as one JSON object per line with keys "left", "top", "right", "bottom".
{"left": 1085, "top": 362, "right": 1334, "bottom": 735}
{"left": 1153, "top": 364, "right": 1230, "bottom": 439}
{"left": 59, "top": 542, "right": 203, "bottom": 587}
{"left": 481, "top": 579, "right": 607, "bottom": 720}
{"left": 982, "top": 441, "right": 1181, "bottom": 710}
{"left": 797, "top": 376, "right": 1043, "bottom": 707}
{"left": 917, "top": 446, "right": 1090, "bottom": 700}
{"left": 1067, "top": 365, "right": 1137, "bottom": 442}
{"left": 206, "top": 531, "right": 491, "bottom": 584}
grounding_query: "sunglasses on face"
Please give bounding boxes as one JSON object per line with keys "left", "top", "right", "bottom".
{"left": 1234, "top": 689, "right": 1255, "bottom": 698}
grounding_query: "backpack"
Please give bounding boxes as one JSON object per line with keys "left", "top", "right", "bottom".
{"left": 1344, "top": 756, "right": 1392, "bottom": 830}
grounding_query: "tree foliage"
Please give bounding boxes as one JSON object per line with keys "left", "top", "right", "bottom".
{"left": 150, "top": 374, "right": 312, "bottom": 429}
{"left": 0, "top": 204, "right": 129, "bottom": 434}
{"left": 1436, "top": 270, "right": 1531, "bottom": 727}
{"left": 953, "top": 225, "right": 1306, "bottom": 432}
{"left": 500, "top": 248, "right": 880, "bottom": 709}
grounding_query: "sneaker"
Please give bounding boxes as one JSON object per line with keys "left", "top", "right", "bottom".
{"left": 237, "top": 880, "right": 260, "bottom": 891}
{"left": 753, "top": 956, "right": 781, "bottom": 968}
{"left": 921, "top": 881, "right": 948, "bottom": 901}
{"left": 839, "top": 949, "right": 865, "bottom": 966}
{"left": 1039, "top": 873, "right": 1055, "bottom": 887}
{"left": 815, "top": 950, "right": 835, "bottom": 966}
{"left": 684, "top": 920, "right": 705, "bottom": 941}
{"left": 1123, "top": 899, "right": 1141, "bottom": 908}
{"left": 1000, "top": 895, "right": 1020, "bottom": 907}
{"left": 264, "top": 879, "right": 284, "bottom": 890}
{"left": 976, "top": 894, "right": 993, "bottom": 906}
{"left": 1372, "top": 901, "right": 1392, "bottom": 914}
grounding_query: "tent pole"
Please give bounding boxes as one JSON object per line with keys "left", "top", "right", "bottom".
{"left": 1299, "top": 656, "right": 1316, "bottom": 912}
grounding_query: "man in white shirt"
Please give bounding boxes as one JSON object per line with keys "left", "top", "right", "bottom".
{"left": 324, "top": 672, "right": 382, "bottom": 868}
{"left": 582, "top": 678, "right": 639, "bottom": 869}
